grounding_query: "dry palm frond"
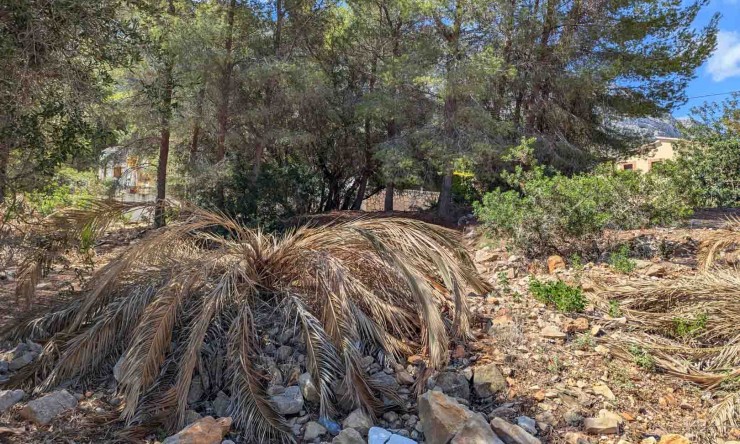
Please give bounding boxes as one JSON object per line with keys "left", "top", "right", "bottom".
{"left": 2, "top": 204, "right": 486, "bottom": 440}
{"left": 709, "top": 391, "right": 740, "bottom": 436}
{"left": 698, "top": 215, "right": 740, "bottom": 271}
{"left": 14, "top": 199, "right": 156, "bottom": 306}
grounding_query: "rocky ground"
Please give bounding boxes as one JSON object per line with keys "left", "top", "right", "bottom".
{"left": 1, "top": 216, "right": 739, "bottom": 444}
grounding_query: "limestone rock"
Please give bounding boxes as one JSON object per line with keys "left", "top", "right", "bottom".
{"left": 162, "top": 416, "right": 232, "bottom": 444}
{"left": 212, "top": 391, "right": 230, "bottom": 417}
{"left": 20, "top": 390, "right": 78, "bottom": 425}
{"left": 188, "top": 375, "right": 204, "bottom": 404}
{"left": 583, "top": 414, "right": 620, "bottom": 435}
{"left": 547, "top": 255, "right": 566, "bottom": 273}
{"left": 333, "top": 427, "right": 365, "bottom": 444}
{"left": 342, "top": 408, "right": 373, "bottom": 436}
{"left": 368, "top": 426, "right": 417, "bottom": 444}
{"left": 657, "top": 434, "right": 690, "bottom": 444}
{"left": 435, "top": 371, "right": 471, "bottom": 400}
{"left": 451, "top": 414, "right": 504, "bottom": 444}
{"left": 419, "top": 390, "right": 474, "bottom": 444}
{"left": 592, "top": 383, "right": 615, "bottom": 401}
{"left": 270, "top": 386, "right": 303, "bottom": 415}
{"left": 473, "top": 363, "right": 507, "bottom": 398}
{"left": 0, "top": 389, "right": 25, "bottom": 413}
{"left": 298, "top": 372, "right": 320, "bottom": 403}
{"left": 516, "top": 416, "right": 537, "bottom": 436}
{"left": 304, "top": 421, "right": 327, "bottom": 441}
{"left": 8, "top": 352, "right": 34, "bottom": 371}
{"left": 540, "top": 325, "right": 567, "bottom": 340}
{"left": 489, "top": 417, "right": 541, "bottom": 444}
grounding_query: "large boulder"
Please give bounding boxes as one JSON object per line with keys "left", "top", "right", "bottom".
{"left": 435, "top": 372, "right": 471, "bottom": 400}
{"left": 162, "top": 416, "right": 232, "bottom": 444}
{"left": 451, "top": 414, "right": 504, "bottom": 444}
{"left": 489, "top": 417, "right": 541, "bottom": 444}
{"left": 419, "top": 390, "right": 474, "bottom": 444}
{"left": 19, "top": 390, "right": 78, "bottom": 425}
{"left": 472, "top": 364, "right": 507, "bottom": 398}
{"left": 0, "top": 389, "right": 25, "bottom": 413}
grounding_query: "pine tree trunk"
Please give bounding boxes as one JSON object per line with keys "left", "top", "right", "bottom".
{"left": 154, "top": 0, "right": 176, "bottom": 228}
{"left": 0, "top": 141, "right": 8, "bottom": 205}
{"left": 189, "top": 82, "right": 206, "bottom": 170}
{"left": 215, "top": 0, "right": 236, "bottom": 162}
{"left": 351, "top": 174, "right": 367, "bottom": 210}
{"left": 384, "top": 183, "right": 394, "bottom": 212}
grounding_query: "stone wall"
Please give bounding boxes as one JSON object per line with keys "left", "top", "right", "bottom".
{"left": 361, "top": 189, "right": 439, "bottom": 212}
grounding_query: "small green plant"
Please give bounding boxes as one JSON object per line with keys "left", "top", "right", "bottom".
{"left": 529, "top": 278, "right": 586, "bottom": 312}
{"left": 574, "top": 333, "right": 595, "bottom": 350}
{"left": 609, "top": 245, "right": 636, "bottom": 274}
{"left": 673, "top": 313, "right": 708, "bottom": 338}
{"left": 628, "top": 345, "right": 655, "bottom": 371}
{"left": 511, "top": 291, "right": 522, "bottom": 303}
{"left": 547, "top": 355, "right": 562, "bottom": 374}
{"left": 608, "top": 300, "right": 622, "bottom": 318}
{"left": 607, "top": 362, "right": 635, "bottom": 390}
{"left": 570, "top": 253, "right": 584, "bottom": 271}
{"left": 497, "top": 271, "right": 510, "bottom": 290}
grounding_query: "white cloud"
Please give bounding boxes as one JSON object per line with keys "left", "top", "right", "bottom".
{"left": 707, "top": 31, "right": 740, "bottom": 82}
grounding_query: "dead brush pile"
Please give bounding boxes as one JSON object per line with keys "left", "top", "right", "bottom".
{"left": 590, "top": 218, "right": 740, "bottom": 439}
{"left": 0, "top": 202, "right": 489, "bottom": 442}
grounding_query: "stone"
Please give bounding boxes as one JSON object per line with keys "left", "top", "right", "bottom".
{"left": 419, "top": 390, "right": 474, "bottom": 444}
{"left": 162, "top": 416, "right": 232, "bottom": 444}
{"left": 396, "top": 370, "right": 415, "bottom": 385}
{"left": 299, "top": 372, "right": 320, "bottom": 403}
{"left": 277, "top": 345, "right": 293, "bottom": 362}
{"left": 564, "top": 410, "right": 583, "bottom": 426}
{"left": 489, "top": 418, "right": 541, "bottom": 444}
{"left": 0, "top": 361, "right": 8, "bottom": 373}
{"left": 547, "top": 255, "right": 566, "bottom": 273}
{"left": 475, "top": 248, "right": 500, "bottom": 263}
{"left": 8, "top": 352, "right": 34, "bottom": 371}
{"left": 583, "top": 416, "right": 620, "bottom": 435}
{"left": 333, "top": 428, "right": 365, "bottom": 444}
{"left": 592, "top": 383, "right": 615, "bottom": 401}
{"left": 222, "top": 441, "right": 235, "bottom": 444}
{"left": 212, "top": 391, "right": 231, "bottom": 417}
{"left": 319, "top": 416, "right": 342, "bottom": 435}
{"left": 387, "top": 434, "right": 417, "bottom": 444}
{"left": 435, "top": 371, "right": 471, "bottom": 400}
{"left": 540, "top": 325, "right": 567, "bottom": 340}
{"left": 188, "top": 376, "right": 204, "bottom": 404}
{"left": 370, "top": 371, "right": 400, "bottom": 391}
{"left": 19, "top": 390, "right": 78, "bottom": 425}
{"left": 343, "top": 408, "right": 373, "bottom": 436}
{"left": 113, "top": 355, "right": 125, "bottom": 382}
{"left": 564, "top": 432, "right": 590, "bottom": 444}
{"left": 185, "top": 409, "right": 202, "bottom": 425}
{"left": 369, "top": 426, "right": 393, "bottom": 443}
{"left": 0, "top": 389, "right": 25, "bottom": 412}
{"left": 516, "top": 416, "right": 537, "bottom": 436}
{"left": 451, "top": 414, "right": 504, "bottom": 444}
{"left": 472, "top": 363, "right": 507, "bottom": 398}
{"left": 563, "top": 317, "right": 589, "bottom": 333}
{"left": 270, "top": 386, "right": 304, "bottom": 415}
{"left": 657, "top": 434, "right": 690, "bottom": 444}
{"left": 304, "top": 421, "right": 328, "bottom": 441}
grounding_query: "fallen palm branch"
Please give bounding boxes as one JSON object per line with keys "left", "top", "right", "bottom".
{"left": 589, "top": 267, "right": 740, "bottom": 438}
{"left": 14, "top": 199, "right": 156, "bottom": 307}
{"left": 1, "top": 204, "right": 489, "bottom": 441}
{"left": 698, "top": 215, "right": 740, "bottom": 271}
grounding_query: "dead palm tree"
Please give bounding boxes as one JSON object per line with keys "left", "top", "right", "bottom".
{"left": 2, "top": 204, "right": 489, "bottom": 442}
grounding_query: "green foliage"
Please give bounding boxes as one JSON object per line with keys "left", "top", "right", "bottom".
{"left": 25, "top": 167, "right": 106, "bottom": 216}
{"left": 574, "top": 333, "right": 595, "bottom": 350}
{"left": 609, "top": 245, "right": 636, "bottom": 274}
{"left": 529, "top": 278, "right": 586, "bottom": 313}
{"left": 673, "top": 313, "right": 708, "bottom": 339}
{"left": 608, "top": 300, "right": 623, "bottom": 318}
{"left": 628, "top": 345, "right": 656, "bottom": 371}
{"left": 474, "top": 143, "right": 692, "bottom": 256}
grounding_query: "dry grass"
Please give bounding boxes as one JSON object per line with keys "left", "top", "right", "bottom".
{"left": 1, "top": 203, "right": 489, "bottom": 442}
{"left": 698, "top": 215, "right": 740, "bottom": 271}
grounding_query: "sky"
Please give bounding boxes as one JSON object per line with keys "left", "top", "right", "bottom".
{"left": 673, "top": 0, "right": 740, "bottom": 116}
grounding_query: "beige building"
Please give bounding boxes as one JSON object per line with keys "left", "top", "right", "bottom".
{"left": 616, "top": 136, "right": 680, "bottom": 172}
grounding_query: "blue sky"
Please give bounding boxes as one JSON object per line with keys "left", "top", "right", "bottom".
{"left": 673, "top": 0, "right": 740, "bottom": 116}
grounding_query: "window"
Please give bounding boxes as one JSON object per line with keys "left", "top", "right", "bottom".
{"left": 113, "top": 166, "right": 122, "bottom": 178}
{"left": 649, "top": 160, "right": 663, "bottom": 171}
{"left": 622, "top": 163, "right": 634, "bottom": 170}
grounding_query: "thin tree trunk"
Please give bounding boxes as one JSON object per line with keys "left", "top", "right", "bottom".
{"left": 351, "top": 174, "right": 367, "bottom": 210}
{"left": 384, "top": 183, "right": 394, "bottom": 212}
{"left": 0, "top": 141, "right": 8, "bottom": 205}
{"left": 251, "top": 141, "right": 264, "bottom": 184}
{"left": 216, "top": 0, "right": 236, "bottom": 162}
{"left": 154, "top": 0, "right": 176, "bottom": 228}
{"left": 189, "top": 82, "right": 206, "bottom": 170}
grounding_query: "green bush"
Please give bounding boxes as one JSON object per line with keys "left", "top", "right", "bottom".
{"left": 609, "top": 245, "right": 636, "bottom": 274}
{"left": 474, "top": 144, "right": 692, "bottom": 257}
{"left": 673, "top": 313, "right": 708, "bottom": 339}
{"left": 25, "top": 167, "right": 106, "bottom": 215}
{"left": 529, "top": 278, "right": 586, "bottom": 312}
